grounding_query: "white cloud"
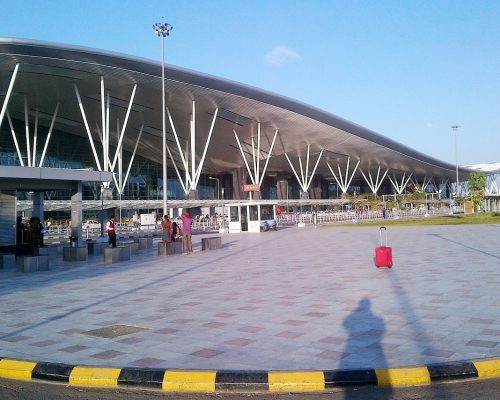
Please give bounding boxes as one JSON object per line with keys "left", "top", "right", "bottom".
{"left": 265, "top": 46, "right": 302, "bottom": 66}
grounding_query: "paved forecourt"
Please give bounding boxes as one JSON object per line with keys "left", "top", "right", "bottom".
{"left": 1, "top": 223, "right": 500, "bottom": 391}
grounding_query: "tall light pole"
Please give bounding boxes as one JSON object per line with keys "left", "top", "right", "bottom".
{"left": 153, "top": 20, "right": 173, "bottom": 217}
{"left": 100, "top": 185, "right": 104, "bottom": 237}
{"left": 209, "top": 177, "right": 220, "bottom": 203}
{"left": 452, "top": 125, "right": 459, "bottom": 196}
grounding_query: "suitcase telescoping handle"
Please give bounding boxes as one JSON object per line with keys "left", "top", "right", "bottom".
{"left": 379, "top": 226, "right": 388, "bottom": 247}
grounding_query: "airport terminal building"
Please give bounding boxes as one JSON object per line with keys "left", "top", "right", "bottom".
{"left": 0, "top": 37, "right": 471, "bottom": 246}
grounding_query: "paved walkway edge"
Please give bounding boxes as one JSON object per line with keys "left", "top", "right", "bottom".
{"left": 1, "top": 357, "right": 500, "bottom": 392}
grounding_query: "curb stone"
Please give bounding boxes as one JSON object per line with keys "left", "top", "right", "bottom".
{"left": 1, "top": 357, "right": 500, "bottom": 392}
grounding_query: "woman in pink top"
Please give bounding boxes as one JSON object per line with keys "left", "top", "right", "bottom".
{"left": 180, "top": 211, "right": 193, "bottom": 254}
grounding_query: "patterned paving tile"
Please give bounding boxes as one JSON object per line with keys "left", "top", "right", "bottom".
{"left": 59, "top": 345, "right": 90, "bottom": 353}
{"left": 281, "top": 320, "right": 307, "bottom": 326}
{"left": 470, "top": 318, "right": 495, "bottom": 325}
{"left": 202, "top": 322, "right": 226, "bottom": 329}
{"left": 318, "top": 336, "right": 346, "bottom": 345}
{"left": 466, "top": 340, "right": 499, "bottom": 349}
{"left": 421, "top": 348, "right": 455, "bottom": 358}
{"left": 130, "top": 357, "right": 166, "bottom": 367}
{"left": 303, "top": 312, "right": 329, "bottom": 318}
{"left": 154, "top": 328, "right": 179, "bottom": 334}
{"left": 315, "top": 350, "right": 349, "bottom": 360}
{"left": 213, "top": 312, "right": 237, "bottom": 318}
{"left": 190, "top": 348, "right": 224, "bottom": 358}
{"left": 481, "top": 329, "right": 500, "bottom": 336}
{"left": 57, "top": 329, "right": 82, "bottom": 335}
{"left": 170, "top": 319, "right": 196, "bottom": 324}
{"left": 30, "top": 340, "right": 59, "bottom": 347}
{"left": 276, "top": 331, "right": 304, "bottom": 339}
{"left": 238, "top": 326, "right": 264, "bottom": 333}
{"left": 9, "top": 322, "right": 31, "bottom": 328}
{"left": 2, "top": 335, "right": 32, "bottom": 343}
{"left": 116, "top": 337, "right": 145, "bottom": 344}
{"left": 224, "top": 338, "right": 254, "bottom": 347}
{"left": 90, "top": 350, "right": 127, "bottom": 360}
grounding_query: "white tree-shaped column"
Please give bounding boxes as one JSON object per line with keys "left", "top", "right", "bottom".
{"left": 327, "top": 157, "right": 360, "bottom": 195}
{"left": 387, "top": 172, "right": 412, "bottom": 195}
{"left": 360, "top": 166, "right": 389, "bottom": 195}
{"left": 285, "top": 145, "right": 324, "bottom": 199}
{"left": 166, "top": 100, "right": 219, "bottom": 197}
{"left": 233, "top": 122, "right": 279, "bottom": 198}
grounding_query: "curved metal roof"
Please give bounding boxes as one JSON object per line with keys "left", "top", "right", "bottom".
{"left": 0, "top": 37, "right": 470, "bottom": 182}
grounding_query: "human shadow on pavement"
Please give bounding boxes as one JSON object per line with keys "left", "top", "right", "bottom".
{"left": 339, "top": 297, "right": 392, "bottom": 399}
{"left": 388, "top": 270, "right": 455, "bottom": 399}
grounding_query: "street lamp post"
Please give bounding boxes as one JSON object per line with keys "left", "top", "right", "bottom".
{"left": 100, "top": 185, "right": 104, "bottom": 237}
{"left": 452, "top": 125, "right": 459, "bottom": 196}
{"left": 153, "top": 20, "right": 173, "bottom": 218}
{"left": 209, "top": 177, "right": 220, "bottom": 203}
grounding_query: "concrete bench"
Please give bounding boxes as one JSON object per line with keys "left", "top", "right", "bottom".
{"left": 201, "top": 236, "right": 222, "bottom": 251}
{"left": 104, "top": 246, "right": 130, "bottom": 263}
{"left": 34, "top": 246, "right": 60, "bottom": 258}
{"left": 87, "top": 241, "right": 107, "bottom": 256}
{"left": 158, "top": 241, "right": 182, "bottom": 256}
{"left": 121, "top": 241, "right": 139, "bottom": 255}
{"left": 17, "top": 255, "right": 49, "bottom": 272}
{"left": 0, "top": 253, "right": 16, "bottom": 269}
{"left": 134, "top": 237, "right": 153, "bottom": 250}
{"left": 63, "top": 246, "right": 88, "bottom": 261}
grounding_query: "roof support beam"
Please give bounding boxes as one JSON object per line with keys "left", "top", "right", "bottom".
{"left": 111, "top": 84, "right": 137, "bottom": 172}
{"left": 74, "top": 84, "right": 102, "bottom": 171}
{"left": 285, "top": 145, "right": 324, "bottom": 193}
{"left": 39, "top": 102, "right": 59, "bottom": 167}
{"left": 194, "top": 107, "right": 218, "bottom": 188}
{"left": 24, "top": 96, "right": 32, "bottom": 167}
{"left": 360, "top": 166, "right": 389, "bottom": 194}
{"left": 32, "top": 110, "right": 39, "bottom": 167}
{"left": 233, "top": 123, "right": 279, "bottom": 187}
{"left": 166, "top": 101, "right": 219, "bottom": 195}
{"left": 0, "top": 63, "right": 19, "bottom": 133}
{"left": 6, "top": 111, "right": 24, "bottom": 166}
{"left": 387, "top": 172, "right": 412, "bottom": 195}
{"left": 166, "top": 107, "right": 190, "bottom": 183}
{"left": 327, "top": 157, "right": 360, "bottom": 194}
{"left": 487, "top": 175, "right": 499, "bottom": 195}
{"left": 100, "top": 77, "right": 107, "bottom": 172}
{"left": 167, "top": 144, "right": 187, "bottom": 194}
{"left": 411, "top": 176, "right": 432, "bottom": 193}
{"left": 122, "top": 125, "right": 144, "bottom": 193}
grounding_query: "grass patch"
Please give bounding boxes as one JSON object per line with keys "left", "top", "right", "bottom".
{"left": 333, "top": 213, "right": 500, "bottom": 227}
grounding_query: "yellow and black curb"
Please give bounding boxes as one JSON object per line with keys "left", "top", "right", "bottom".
{"left": 1, "top": 357, "right": 500, "bottom": 392}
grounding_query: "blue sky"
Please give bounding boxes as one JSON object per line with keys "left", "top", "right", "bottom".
{"left": 2, "top": 0, "right": 499, "bottom": 165}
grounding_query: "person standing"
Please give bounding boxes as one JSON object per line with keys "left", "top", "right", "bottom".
{"left": 27, "top": 217, "right": 41, "bottom": 254}
{"left": 106, "top": 215, "right": 116, "bottom": 248}
{"left": 180, "top": 211, "right": 193, "bottom": 254}
{"left": 171, "top": 221, "right": 180, "bottom": 242}
{"left": 161, "top": 215, "right": 172, "bottom": 243}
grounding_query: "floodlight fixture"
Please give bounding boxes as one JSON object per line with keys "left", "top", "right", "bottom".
{"left": 451, "top": 125, "right": 460, "bottom": 197}
{"left": 153, "top": 22, "right": 173, "bottom": 37}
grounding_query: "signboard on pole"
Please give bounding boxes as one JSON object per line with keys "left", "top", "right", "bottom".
{"left": 242, "top": 184, "right": 260, "bottom": 192}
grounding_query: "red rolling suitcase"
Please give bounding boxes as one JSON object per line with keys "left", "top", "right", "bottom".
{"left": 375, "top": 227, "right": 392, "bottom": 268}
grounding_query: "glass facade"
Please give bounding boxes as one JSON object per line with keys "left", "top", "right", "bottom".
{"left": 0, "top": 122, "right": 230, "bottom": 201}
{"left": 1, "top": 120, "right": 365, "bottom": 203}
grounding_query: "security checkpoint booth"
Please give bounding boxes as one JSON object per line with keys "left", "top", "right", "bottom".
{"left": 226, "top": 201, "right": 277, "bottom": 233}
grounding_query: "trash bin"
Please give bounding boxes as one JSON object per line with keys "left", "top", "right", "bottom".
{"left": 69, "top": 236, "right": 78, "bottom": 248}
